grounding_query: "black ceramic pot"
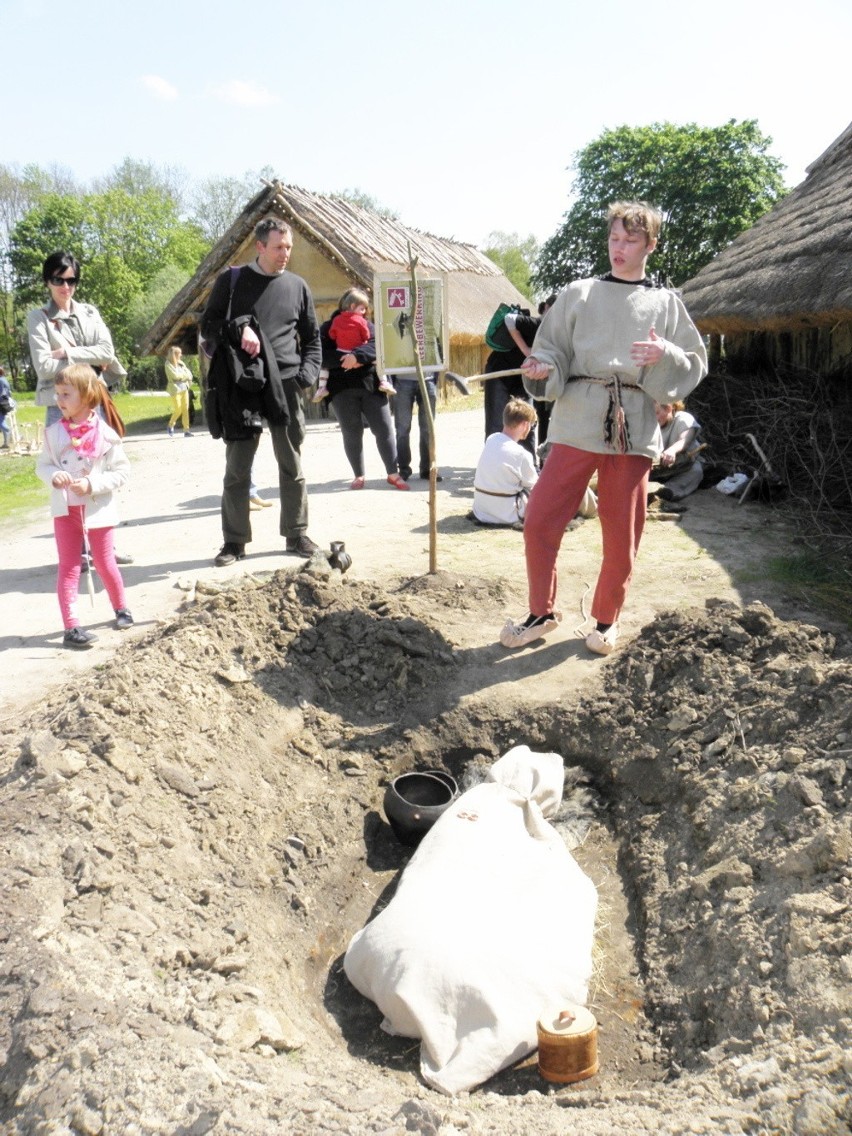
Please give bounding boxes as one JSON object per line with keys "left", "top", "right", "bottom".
{"left": 383, "top": 771, "right": 458, "bottom": 847}
{"left": 328, "top": 541, "right": 352, "bottom": 573}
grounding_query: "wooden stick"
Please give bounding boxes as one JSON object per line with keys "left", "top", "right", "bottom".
{"left": 468, "top": 368, "right": 554, "bottom": 386}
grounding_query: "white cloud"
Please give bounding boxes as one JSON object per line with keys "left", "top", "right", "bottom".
{"left": 141, "top": 75, "right": 178, "bottom": 101}
{"left": 208, "top": 80, "right": 280, "bottom": 108}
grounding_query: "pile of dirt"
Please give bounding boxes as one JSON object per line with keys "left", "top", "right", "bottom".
{"left": 0, "top": 560, "right": 849, "bottom": 1135}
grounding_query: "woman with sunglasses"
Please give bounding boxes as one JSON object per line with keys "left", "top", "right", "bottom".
{"left": 26, "top": 251, "right": 126, "bottom": 427}
{"left": 27, "top": 251, "right": 134, "bottom": 568}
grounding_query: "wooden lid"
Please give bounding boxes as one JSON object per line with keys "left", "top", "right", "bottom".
{"left": 537, "top": 1004, "right": 597, "bottom": 1037}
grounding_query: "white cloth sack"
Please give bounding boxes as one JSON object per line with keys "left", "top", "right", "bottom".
{"left": 343, "top": 746, "right": 598, "bottom": 1095}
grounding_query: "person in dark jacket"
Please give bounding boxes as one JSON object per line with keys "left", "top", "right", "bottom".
{"left": 202, "top": 218, "right": 321, "bottom": 565}
{"left": 482, "top": 296, "right": 555, "bottom": 460}
{"left": 318, "top": 288, "right": 409, "bottom": 491}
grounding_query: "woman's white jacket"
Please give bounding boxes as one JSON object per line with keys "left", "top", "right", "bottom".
{"left": 27, "top": 300, "right": 126, "bottom": 407}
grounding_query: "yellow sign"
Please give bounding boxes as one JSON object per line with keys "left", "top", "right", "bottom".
{"left": 373, "top": 273, "right": 447, "bottom": 375}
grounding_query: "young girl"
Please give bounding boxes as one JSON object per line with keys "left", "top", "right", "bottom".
{"left": 36, "top": 364, "right": 134, "bottom": 648}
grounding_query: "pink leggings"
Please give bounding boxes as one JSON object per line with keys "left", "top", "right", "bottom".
{"left": 54, "top": 506, "right": 126, "bottom": 629}
{"left": 524, "top": 443, "right": 651, "bottom": 625}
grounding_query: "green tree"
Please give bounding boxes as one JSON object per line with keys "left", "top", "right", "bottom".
{"left": 0, "top": 164, "right": 80, "bottom": 379}
{"left": 10, "top": 188, "right": 209, "bottom": 363}
{"left": 482, "top": 231, "right": 539, "bottom": 301}
{"left": 126, "top": 264, "right": 190, "bottom": 354}
{"left": 93, "top": 157, "right": 188, "bottom": 211}
{"left": 535, "top": 119, "right": 786, "bottom": 291}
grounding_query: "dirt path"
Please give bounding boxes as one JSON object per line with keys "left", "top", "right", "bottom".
{"left": 0, "top": 406, "right": 819, "bottom": 721}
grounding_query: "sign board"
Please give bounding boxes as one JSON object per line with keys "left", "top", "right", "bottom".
{"left": 373, "top": 273, "right": 447, "bottom": 376}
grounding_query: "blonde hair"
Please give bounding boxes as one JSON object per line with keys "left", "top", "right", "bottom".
{"left": 167, "top": 345, "right": 183, "bottom": 366}
{"left": 338, "top": 287, "right": 370, "bottom": 313}
{"left": 55, "top": 364, "right": 105, "bottom": 412}
{"left": 503, "top": 399, "right": 537, "bottom": 430}
{"left": 607, "top": 200, "right": 662, "bottom": 244}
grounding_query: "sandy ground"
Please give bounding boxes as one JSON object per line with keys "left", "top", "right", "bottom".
{"left": 0, "top": 404, "right": 815, "bottom": 723}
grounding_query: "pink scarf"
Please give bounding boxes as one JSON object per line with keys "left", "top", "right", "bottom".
{"left": 60, "top": 412, "right": 107, "bottom": 461}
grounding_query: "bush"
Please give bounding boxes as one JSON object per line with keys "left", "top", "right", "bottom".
{"left": 127, "top": 356, "right": 164, "bottom": 391}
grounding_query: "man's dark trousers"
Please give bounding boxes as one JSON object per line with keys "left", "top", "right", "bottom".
{"left": 221, "top": 383, "right": 307, "bottom": 545}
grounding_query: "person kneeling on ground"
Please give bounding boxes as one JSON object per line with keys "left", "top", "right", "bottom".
{"left": 649, "top": 400, "right": 705, "bottom": 502}
{"left": 472, "top": 399, "right": 539, "bottom": 526}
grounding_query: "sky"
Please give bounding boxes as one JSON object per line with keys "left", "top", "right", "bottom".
{"left": 2, "top": 0, "right": 850, "bottom": 249}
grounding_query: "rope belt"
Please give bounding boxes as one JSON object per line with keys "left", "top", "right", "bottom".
{"left": 474, "top": 486, "right": 522, "bottom": 498}
{"left": 567, "top": 374, "right": 643, "bottom": 454}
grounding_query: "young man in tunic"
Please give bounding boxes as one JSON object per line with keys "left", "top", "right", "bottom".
{"left": 500, "top": 200, "right": 707, "bottom": 655}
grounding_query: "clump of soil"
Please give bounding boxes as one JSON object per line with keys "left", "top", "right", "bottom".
{"left": 0, "top": 561, "right": 849, "bottom": 1136}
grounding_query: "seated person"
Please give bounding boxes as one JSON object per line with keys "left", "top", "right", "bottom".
{"left": 472, "top": 400, "right": 538, "bottom": 525}
{"left": 652, "top": 401, "right": 705, "bottom": 502}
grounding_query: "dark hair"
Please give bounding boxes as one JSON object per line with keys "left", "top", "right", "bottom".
{"left": 538, "top": 294, "right": 557, "bottom": 315}
{"left": 254, "top": 217, "right": 292, "bottom": 245}
{"left": 42, "top": 251, "right": 80, "bottom": 285}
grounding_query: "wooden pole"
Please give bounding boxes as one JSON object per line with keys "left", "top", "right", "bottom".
{"left": 405, "top": 243, "right": 438, "bottom": 574}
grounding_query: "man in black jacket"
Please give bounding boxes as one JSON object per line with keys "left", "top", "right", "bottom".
{"left": 202, "top": 218, "right": 321, "bottom": 565}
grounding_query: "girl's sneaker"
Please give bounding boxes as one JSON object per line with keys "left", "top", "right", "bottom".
{"left": 377, "top": 379, "right": 395, "bottom": 395}
{"left": 312, "top": 385, "right": 329, "bottom": 403}
{"left": 115, "top": 609, "right": 134, "bottom": 630}
{"left": 64, "top": 626, "right": 98, "bottom": 649}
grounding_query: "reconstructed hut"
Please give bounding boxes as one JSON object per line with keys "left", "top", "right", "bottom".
{"left": 140, "top": 180, "right": 533, "bottom": 378}
{"left": 680, "top": 121, "right": 852, "bottom": 380}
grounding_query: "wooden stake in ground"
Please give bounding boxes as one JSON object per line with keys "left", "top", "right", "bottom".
{"left": 405, "top": 243, "right": 438, "bottom": 574}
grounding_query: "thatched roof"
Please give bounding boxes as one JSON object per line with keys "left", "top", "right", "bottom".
{"left": 680, "top": 122, "right": 852, "bottom": 335}
{"left": 140, "top": 181, "right": 532, "bottom": 356}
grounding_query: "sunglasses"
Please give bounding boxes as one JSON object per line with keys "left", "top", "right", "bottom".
{"left": 49, "top": 275, "right": 79, "bottom": 287}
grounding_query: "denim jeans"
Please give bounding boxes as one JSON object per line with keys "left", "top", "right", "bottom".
{"left": 394, "top": 377, "right": 436, "bottom": 478}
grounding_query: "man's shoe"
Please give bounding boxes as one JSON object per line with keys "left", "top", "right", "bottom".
{"left": 585, "top": 625, "right": 619, "bottom": 656}
{"left": 115, "top": 552, "right": 134, "bottom": 566}
{"left": 499, "top": 611, "right": 562, "bottom": 649}
{"left": 419, "top": 470, "right": 443, "bottom": 482}
{"left": 656, "top": 486, "right": 675, "bottom": 501}
{"left": 285, "top": 534, "right": 320, "bottom": 558}
{"left": 167, "top": 427, "right": 174, "bottom": 437}
{"left": 64, "top": 626, "right": 98, "bottom": 649}
{"left": 214, "top": 542, "right": 246, "bottom": 567}
{"left": 114, "top": 608, "right": 134, "bottom": 630}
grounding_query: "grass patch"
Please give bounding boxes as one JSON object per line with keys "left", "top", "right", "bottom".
{"left": 760, "top": 551, "right": 852, "bottom": 629}
{"left": 0, "top": 392, "right": 175, "bottom": 523}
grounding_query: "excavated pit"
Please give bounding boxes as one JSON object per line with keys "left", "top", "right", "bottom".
{"left": 0, "top": 561, "right": 850, "bottom": 1135}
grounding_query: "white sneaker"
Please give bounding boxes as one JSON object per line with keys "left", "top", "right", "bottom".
{"left": 585, "top": 625, "right": 618, "bottom": 656}
{"left": 499, "top": 611, "right": 562, "bottom": 649}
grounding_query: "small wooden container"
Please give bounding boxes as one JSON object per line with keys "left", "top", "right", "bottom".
{"left": 537, "top": 1005, "right": 599, "bottom": 1084}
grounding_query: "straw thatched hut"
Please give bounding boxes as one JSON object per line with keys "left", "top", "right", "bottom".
{"left": 140, "top": 180, "right": 533, "bottom": 378}
{"left": 680, "top": 121, "right": 852, "bottom": 380}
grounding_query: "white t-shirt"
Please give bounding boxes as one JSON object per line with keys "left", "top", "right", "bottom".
{"left": 473, "top": 432, "right": 538, "bottom": 524}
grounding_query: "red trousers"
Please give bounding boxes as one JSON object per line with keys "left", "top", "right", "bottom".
{"left": 54, "top": 506, "right": 126, "bottom": 629}
{"left": 524, "top": 444, "right": 651, "bottom": 626}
